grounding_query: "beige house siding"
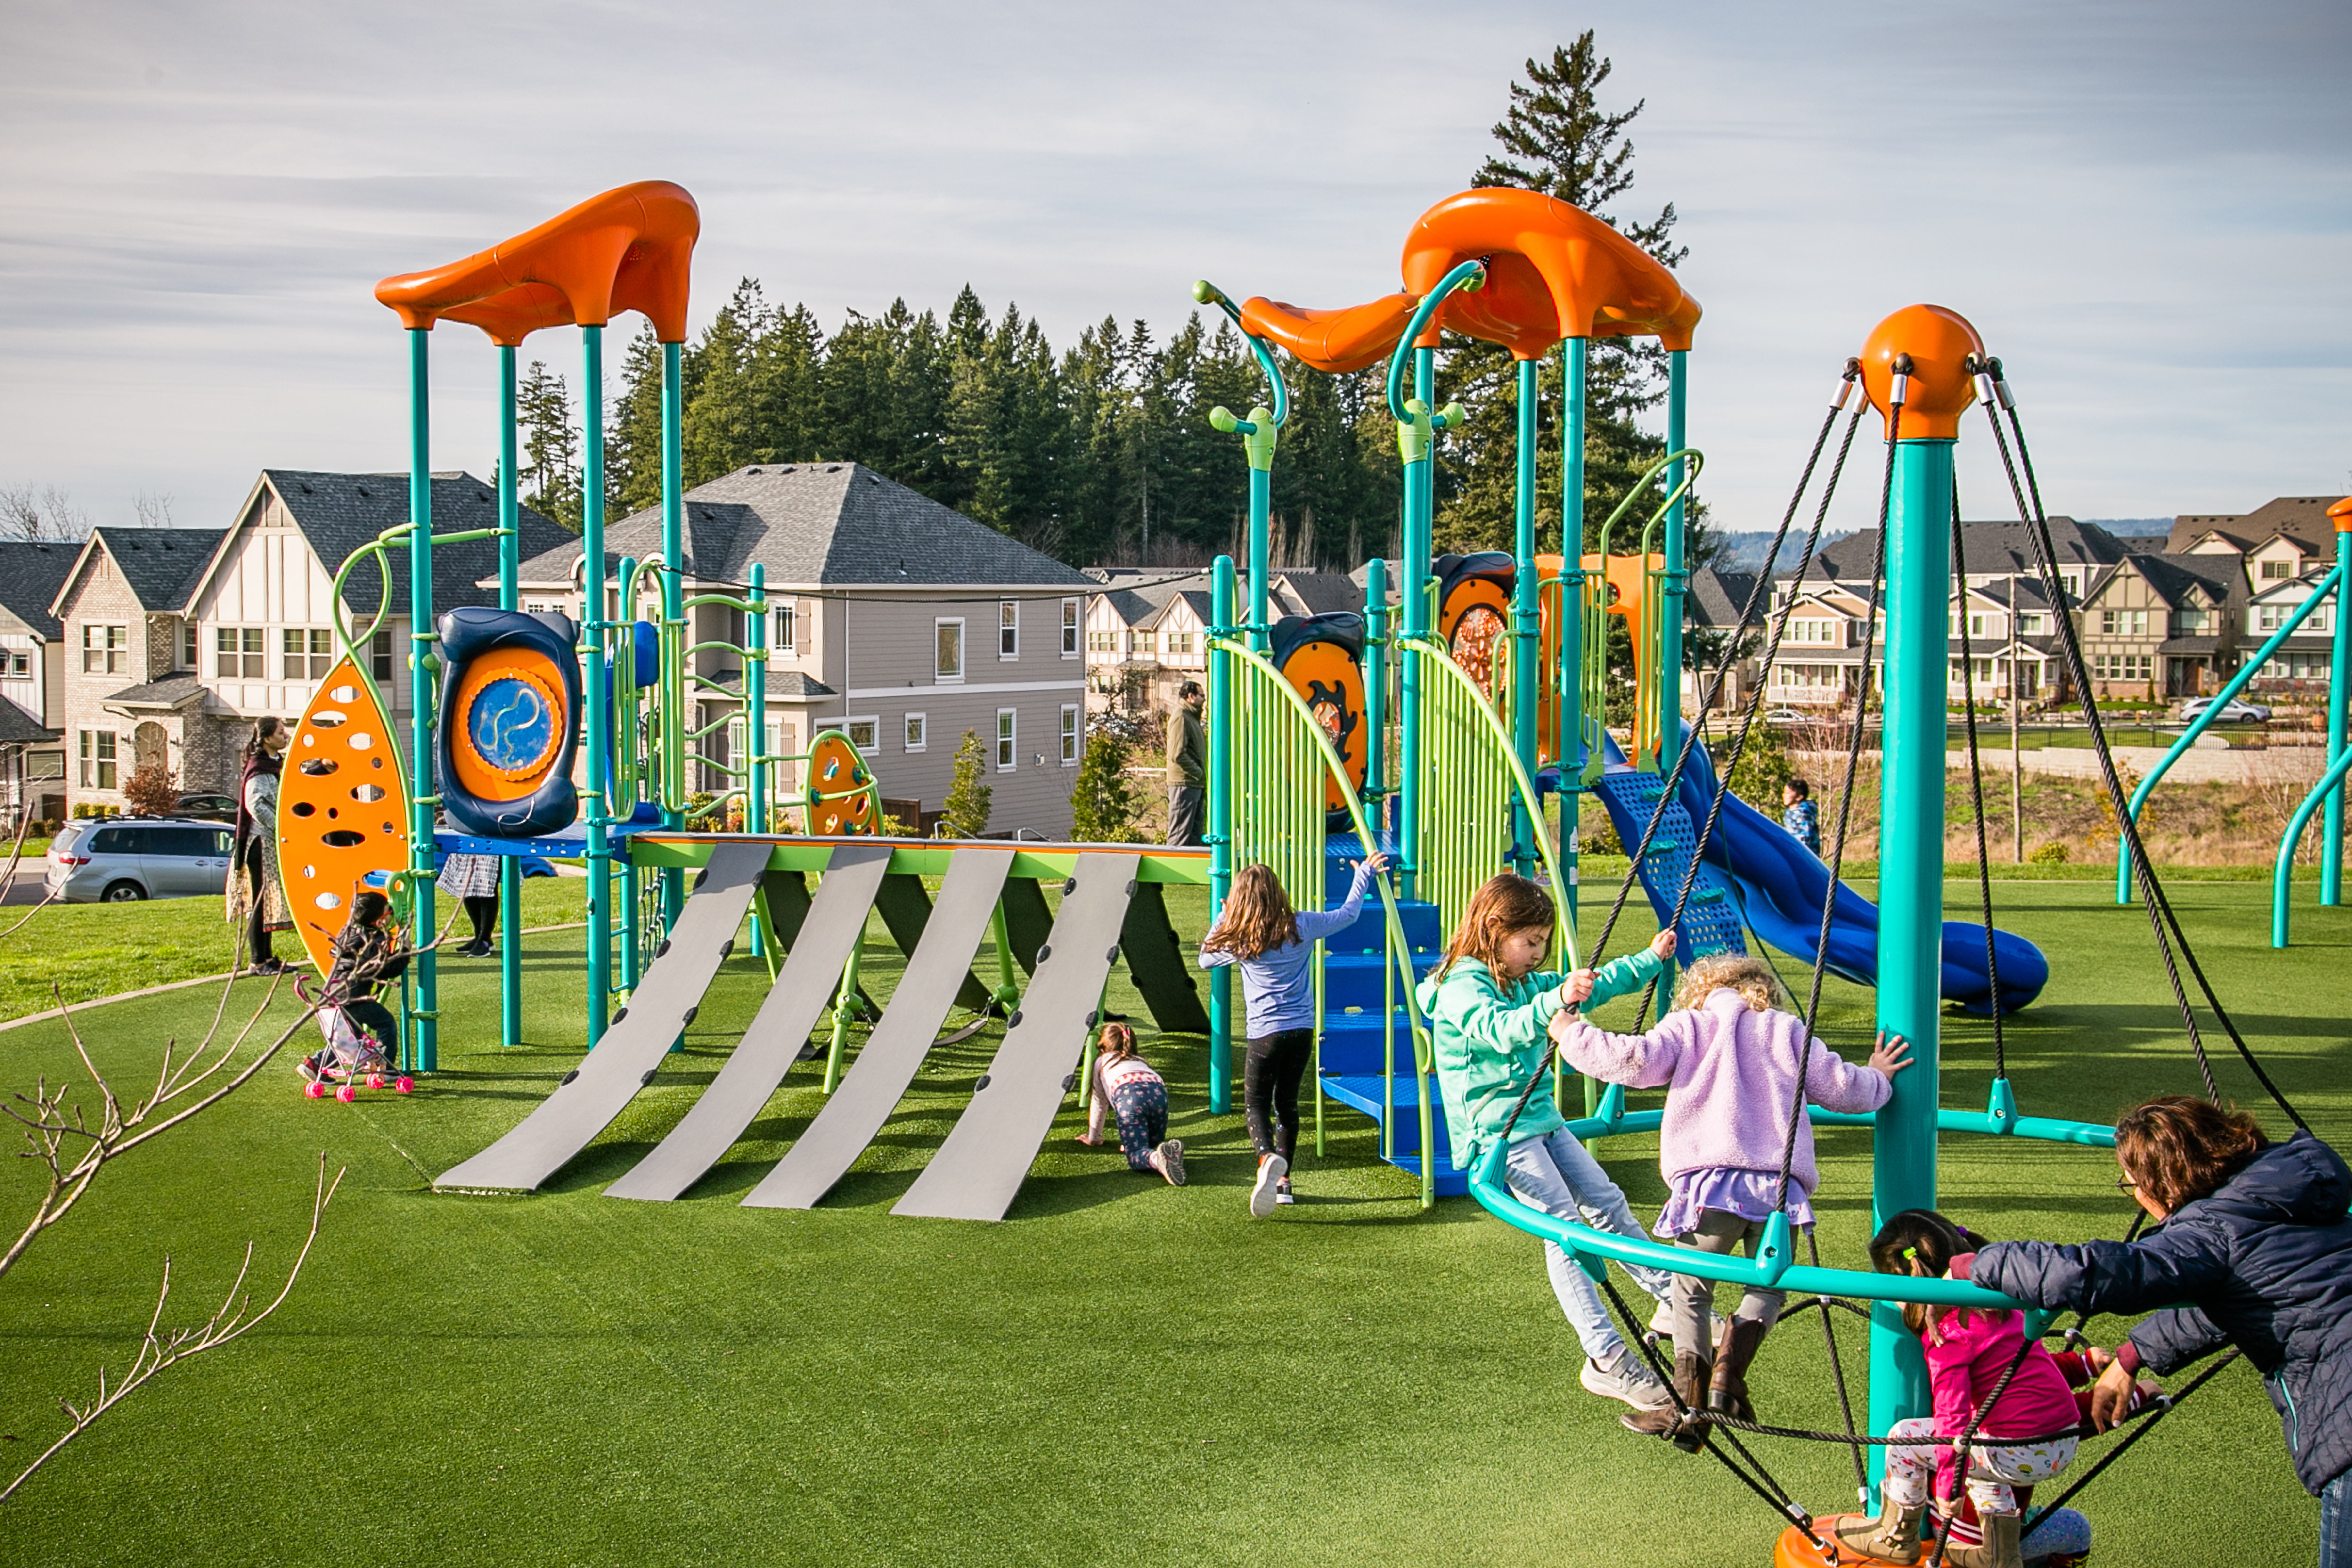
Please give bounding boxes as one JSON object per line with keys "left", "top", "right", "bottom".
{"left": 58, "top": 558, "right": 161, "bottom": 811}
{"left": 2080, "top": 570, "right": 2163, "bottom": 700}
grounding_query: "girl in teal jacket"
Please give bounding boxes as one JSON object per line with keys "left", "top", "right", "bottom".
{"left": 1418, "top": 872, "right": 1678, "bottom": 1415}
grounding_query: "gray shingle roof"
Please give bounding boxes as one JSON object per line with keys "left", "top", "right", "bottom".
{"left": 767, "top": 672, "right": 837, "bottom": 698}
{"left": 0, "top": 540, "right": 79, "bottom": 638}
{"left": 0, "top": 696, "right": 55, "bottom": 744}
{"left": 1274, "top": 571, "right": 1367, "bottom": 617}
{"left": 57, "top": 528, "right": 225, "bottom": 615}
{"left": 2129, "top": 553, "right": 2242, "bottom": 609}
{"left": 1686, "top": 566, "right": 1761, "bottom": 629}
{"left": 261, "top": 470, "right": 572, "bottom": 614}
{"left": 100, "top": 675, "right": 209, "bottom": 710}
{"left": 514, "top": 463, "right": 1093, "bottom": 589}
{"left": 1801, "top": 517, "right": 2127, "bottom": 581}
{"left": 2169, "top": 496, "right": 2345, "bottom": 555}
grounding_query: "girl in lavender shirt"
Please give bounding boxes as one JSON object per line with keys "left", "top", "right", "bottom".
{"left": 1553, "top": 952, "right": 1911, "bottom": 1438}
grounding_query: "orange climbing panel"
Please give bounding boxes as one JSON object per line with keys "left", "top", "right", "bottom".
{"left": 278, "top": 658, "right": 412, "bottom": 976}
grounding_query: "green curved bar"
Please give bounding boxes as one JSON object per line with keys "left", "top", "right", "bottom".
{"left": 1191, "top": 279, "right": 1289, "bottom": 428}
{"left": 330, "top": 525, "right": 505, "bottom": 677}
{"left": 2119, "top": 561, "right": 2343, "bottom": 903}
{"left": 2273, "top": 741, "right": 2352, "bottom": 946}
{"left": 1383, "top": 260, "right": 1488, "bottom": 424}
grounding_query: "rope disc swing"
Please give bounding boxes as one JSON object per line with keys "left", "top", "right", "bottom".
{"left": 1462, "top": 339, "right": 2306, "bottom": 1565}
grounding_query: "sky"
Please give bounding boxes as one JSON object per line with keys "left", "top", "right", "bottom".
{"left": 2, "top": 0, "right": 2347, "bottom": 546}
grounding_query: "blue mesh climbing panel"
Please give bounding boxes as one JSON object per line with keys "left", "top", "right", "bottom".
{"left": 1586, "top": 766, "right": 1748, "bottom": 960}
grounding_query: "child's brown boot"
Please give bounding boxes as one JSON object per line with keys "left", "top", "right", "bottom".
{"left": 1707, "top": 1317, "right": 1767, "bottom": 1422}
{"left": 1942, "top": 1511, "right": 2022, "bottom": 1568}
{"left": 1830, "top": 1497, "right": 1925, "bottom": 1564}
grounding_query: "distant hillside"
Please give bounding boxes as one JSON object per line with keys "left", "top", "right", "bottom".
{"left": 1711, "top": 528, "right": 1855, "bottom": 572}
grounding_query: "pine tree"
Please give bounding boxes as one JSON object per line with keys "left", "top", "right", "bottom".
{"left": 609, "top": 323, "right": 667, "bottom": 518}
{"left": 942, "top": 729, "right": 993, "bottom": 838}
{"left": 1068, "top": 718, "right": 1142, "bottom": 842}
{"left": 517, "top": 359, "right": 581, "bottom": 531}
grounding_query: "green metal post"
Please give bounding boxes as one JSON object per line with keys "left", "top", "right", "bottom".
{"left": 497, "top": 344, "right": 523, "bottom": 1049}
{"left": 1207, "top": 557, "right": 1235, "bottom": 1114}
{"left": 581, "top": 324, "right": 611, "bottom": 1045}
{"left": 405, "top": 327, "right": 439, "bottom": 1073}
{"left": 1511, "top": 356, "right": 1540, "bottom": 875}
{"left": 1658, "top": 350, "right": 1689, "bottom": 770}
{"left": 1560, "top": 337, "right": 1587, "bottom": 924}
{"left": 2324, "top": 521, "right": 2349, "bottom": 904}
{"left": 659, "top": 339, "right": 685, "bottom": 928}
{"left": 1866, "top": 433, "right": 1954, "bottom": 1492}
{"left": 824, "top": 898, "right": 864, "bottom": 1095}
{"left": 615, "top": 557, "right": 642, "bottom": 995}
{"left": 1398, "top": 347, "right": 1435, "bottom": 902}
{"left": 747, "top": 563, "right": 768, "bottom": 960}
{"left": 1363, "top": 559, "right": 1388, "bottom": 825}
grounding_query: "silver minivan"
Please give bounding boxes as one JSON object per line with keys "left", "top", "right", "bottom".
{"left": 46, "top": 817, "right": 237, "bottom": 903}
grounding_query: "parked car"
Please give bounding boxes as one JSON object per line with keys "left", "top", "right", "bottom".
{"left": 2177, "top": 696, "right": 2271, "bottom": 724}
{"left": 1761, "top": 708, "right": 1809, "bottom": 724}
{"left": 176, "top": 791, "right": 239, "bottom": 822}
{"left": 45, "top": 817, "right": 236, "bottom": 903}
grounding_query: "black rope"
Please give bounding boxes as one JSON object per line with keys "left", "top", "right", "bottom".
{"left": 1978, "top": 362, "right": 2306, "bottom": 1130}
{"left": 1949, "top": 485, "right": 2010, "bottom": 1063}
{"left": 1805, "top": 1227, "right": 1870, "bottom": 1507}
{"left": 2018, "top": 1349, "right": 2241, "bottom": 1535}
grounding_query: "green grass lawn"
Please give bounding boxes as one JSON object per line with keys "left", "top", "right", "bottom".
{"left": 0, "top": 877, "right": 2345, "bottom": 1565}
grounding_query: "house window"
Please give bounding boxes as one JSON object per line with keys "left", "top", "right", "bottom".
{"left": 2018, "top": 613, "right": 2045, "bottom": 634}
{"left": 935, "top": 619, "right": 964, "bottom": 681}
{"left": 78, "top": 729, "right": 117, "bottom": 789}
{"left": 180, "top": 622, "right": 198, "bottom": 670}
{"left": 1133, "top": 631, "right": 1158, "bottom": 656}
{"left": 4, "top": 650, "right": 27, "bottom": 678}
{"left": 2092, "top": 653, "right": 2154, "bottom": 682}
{"left": 1968, "top": 613, "right": 1986, "bottom": 637}
{"left": 773, "top": 602, "right": 796, "bottom": 655}
{"left": 1060, "top": 704, "right": 1079, "bottom": 765}
{"left": 1061, "top": 597, "right": 1080, "bottom": 657}
{"left": 999, "top": 599, "right": 1019, "bottom": 659}
{"left": 995, "top": 708, "right": 1016, "bottom": 771}
{"left": 1165, "top": 631, "right": 1194, "bottom": 656}
{"left": 1087, "top": 630, "right": 1117, "bottom": 654}
{"left": 903, "top": 713, "right": 927, "bottom": 752}
{"left": 845, "top": 716, "right": 879, "bottom": 752}
{"left": 727, "top": 716, "right": 747, "bottom": 771}
{"left": 82, "top": 624, "right": 127, "bottom": 674}
{"left": 282, "top": 628, "right": 333, "bottom": 680}
{"left": 2173, "top": 609, "right": 2212, "bottom": 636}
{"left": 2261, "top": 559, "right": 2292, "bottom": 580}
{"left": 370, "top": 629, "right": 395, "bottom": 682}
{"left": 215, "top": 626, "right": 264, "bottom": 678}
{"left": 2098, "top": 609, "right": 2147, "bottom": 638}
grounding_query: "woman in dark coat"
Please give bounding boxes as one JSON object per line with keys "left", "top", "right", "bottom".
{"left": 1958, "top": 1097, "right": 2352, "bottom": 1566}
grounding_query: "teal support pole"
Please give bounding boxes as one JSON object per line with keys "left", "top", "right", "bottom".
{"left": 2275, "top": 743, "right": 2352, "bottom": 946}
{"left": 2324, "top": 521, "right": 2349, "bottom": 905}
{"left": 1658, "top": 349, "right": 1689, "bottom": 768}
{"left": 1560, "top": 337, "right": 1588, "bottom": 923}
{"left": 497, "top": 344, "right": 522, "bottom": 1049}
{"left": 404, "top": 327, "right": 439, "bottom": 1074}
{"left": 659, "top": 339, "right": 685, "bottom": 929}
{"left": 1207, "top": 556, "right": 1236, "bottom": 1113}
{"left": 1866, "top": 432, "right": 1955, "bottom": 1493}
{"left": 746, "top": 562, "right": 767, "bottom": 958}
{"left": 581, "top": 324, "right": 611, "bottom": 1046}
{"left": 614, "top": 563, "right": 641, "bottom": 997}
{"left": 1397, "top": 345, "right": 1436, "bottom": 902}
{"left": 1247, "top": 465, "right": 1271, "bottom": 653}
{"left": 1363, "top": 558, "right": 1388, "bottom": 825}
{"left": 1510, "top": 355, "right": 1540, "bottom": 875}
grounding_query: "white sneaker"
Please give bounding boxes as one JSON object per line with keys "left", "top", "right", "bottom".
{"left": 1250, "top": 1153, "right": 1288, "bottom": 1218}
{"left": 1274, "top": 1179, "right": 1295, "bottom": 1206}
{"left": 1581, "top": 1352, "right": 1672, "bottom": 1410}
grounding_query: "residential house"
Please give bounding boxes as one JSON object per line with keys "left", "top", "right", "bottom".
{"left": 1683, "top": 565, "right": 1763, "bottom": 712}
{"left": 2170, "top": 496, "right": 2346, "bottom": 595}
{"left": 2246, "top": 568, "right": 2337, "bottom": 690}
{"left": 52, "top": 472, "right": 568, "bottom": 816}
{"left": 1808, "top": 515, "right": 2130, "bottom": 605}
{"left": 1947, "top": 576, "right": 2063, "bottom": 704}
{"left": 1082, "top": 571, "right": 1203, "bottom": 714}
{"left": 0, "top": 539, "right": 78, "bottom": 825}
{"left": 2077, "top": 553, "right": 2242, "bottom": 700}
{"left": 515, "top": 462, "right": 1093, "bottom": 839}
{"left": 1762, "top": 580, "right": 1883, "bottom": 709}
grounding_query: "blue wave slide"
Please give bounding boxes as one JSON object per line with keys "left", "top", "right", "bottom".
{"left": 1578, "top": 731, "right": 2048, "bottom": 1015}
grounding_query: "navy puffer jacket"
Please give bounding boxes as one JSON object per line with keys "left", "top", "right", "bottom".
{"left": 1975, "top": 1130, "right": 2352, "bottom": 1496}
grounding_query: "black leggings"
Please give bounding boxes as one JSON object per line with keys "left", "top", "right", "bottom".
{"left": 241, "top": 844, "right": 273, "bottom": 964}
{"left": 463, "top": 895, "right": 497, "bottom": 943}
{"left": 1244, "top": 1028, "right": 1315, "bottom": 1163}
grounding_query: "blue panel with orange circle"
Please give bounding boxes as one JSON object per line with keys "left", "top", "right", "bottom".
{"left": 436, "top": 607, "right": 582, "bottom": 840}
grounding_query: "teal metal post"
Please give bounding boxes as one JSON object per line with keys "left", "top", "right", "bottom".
{"left": 1207, "top": 556, "right": 1236, "bottom": 1113}
{"left": 1247, "top": 462, "right": 1271, "bottom": 654}
{"left": 659, "top": 340, "right": 685, "bottom": 928}
{"left": 2275, "top": 744, "right": 2352, "bottom": 945}
{"left": 1560, "top": 337, "right": 1588, "bottom": 922}
{"left": 1398, "top": 346, "right": 1435, "bottom": 902}
{"left": 1510, "top": 356, "right": 1540, "bottom": 874}
{"left": 497, "top": 344, "right": 522, "bottom": 1049}
{"left": 581, "top": 324, "right": 611, "bottom": 1045}
{"left": 405, "top": 327, "right": 439, "bottom": 1073}
{"left": 2325, "top": 520, "right": 2349, "bottom": 905}
{"left": 1363, "top": 559, "right": 1388, "bottom": 826}
{"left": 1866, "top": 431, "right": 1955, "bottom": 1491}
{"left": 748, "top": 562, "right": 768, "bottom": 844}
{"left": 1658, "top": 350, "right": 1689, "bottom": 768}
{"left": 616, "top": 555, "right": 641, "bottom": 996}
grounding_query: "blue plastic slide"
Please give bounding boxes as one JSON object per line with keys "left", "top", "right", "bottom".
{"left": 1582, "top": 732, "right": 2047, "bottom": 1015}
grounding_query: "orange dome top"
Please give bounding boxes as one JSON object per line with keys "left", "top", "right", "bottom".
{"left": 1401, "top": 188, "right": 1700, "bottom": 356}
{"left": 1857, "top": 304, "right": 1984, "bottom": 441}
{"left": 2329, "top": 496, "right": 2352, "bottom": 533}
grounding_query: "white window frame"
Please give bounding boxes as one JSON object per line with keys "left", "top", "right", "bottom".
{"left": 935, "top": 618, "right": 965, "bottom": 683}
{"left": 2261, "top": 558, "right": 2292, "bottom": 581}
{"left": 1060, "top": 597, "right": 1080, "bottom": 658}
{"left": 995, "top": 707, "right": 1016, "bottom": 772}
{"left": 180, "top": 621, "right": 198, "bottom": 670}
{"left": 282, "top": 627, "right": 332, "bottom": 681}
{"left": 369, "top": 628, "right": 396, "bottom": 682}
{"left": 215, "top": 625, "right": 263, "bottom": 679}
{"left": 773, "top": 602, "right": 797, "bottom": 655}
{"left": 903, "top": 713, "right": 927, "bottom": 752}
{"left": 999, "top": 599, "right": 1019, "bottom": 660}
{"left": 845, "top": 715, "right": 880, "bottom": 753}
{"left": 83, "top": 623, "right": 127, "bottom": 675}
{"left": 1059, "top": 704, "right": 1079, "bottom": 766}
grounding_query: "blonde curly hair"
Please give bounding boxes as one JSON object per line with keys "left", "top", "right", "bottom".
{"left": 1672, "top": 952, "right": 1782, "bottom": 1013}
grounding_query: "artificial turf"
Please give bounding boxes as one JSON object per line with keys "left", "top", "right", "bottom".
{"left": 0, "top": 875, "right": 2344, "bottom": 1566}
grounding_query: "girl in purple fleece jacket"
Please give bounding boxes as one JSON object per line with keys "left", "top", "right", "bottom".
{"left": 1551, "top": 952, "right": 1910, "bottom": 1437}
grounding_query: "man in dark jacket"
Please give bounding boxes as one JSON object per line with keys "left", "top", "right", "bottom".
{"left": 1165, "top": 681, "right": 1206, "bottom": 847}
{"left": 1963, "top": 1107, "right": 2352, "bottom": 1563}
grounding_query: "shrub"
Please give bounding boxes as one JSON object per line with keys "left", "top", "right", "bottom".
{"left": 941, "top": 730, "right": 992, "bottom": 839}
{"left": 2028, "top": 840, "right": 2070, "bottom": 866}
{"left": 1724, "top": 716, "right": 1795, "bottom": 811}
{"left": 1069, "top": 718, "right": 1142, "bottom": 843}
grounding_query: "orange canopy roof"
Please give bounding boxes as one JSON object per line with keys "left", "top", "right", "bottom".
{"left": 374, "top": 180, "right": 699, "bottom": 344}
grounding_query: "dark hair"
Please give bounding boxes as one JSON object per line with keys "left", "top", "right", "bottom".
{"left": 1202, "top": 863, "right": 1298, "bottom": 962}
{"left": 1435, "top": 874, "right": 1555, "bottom": 983}
{"left": 1785, "top": 778, "right": 1810, "bottom": 800}
{"left": 243, "top": 716, "right": 286, "bottom": 762}
{"left": 2115, "top": 1096, "right": 2267, "bottom": 1214}
{"left": 1178, "top": 680, "right": 1202, "bottom": 699}
{"left": 347, "top": 890, "right": 391, "bottom": 930}
{"left": 1870, "top": 1209, "right": 2001, "bottom": 1341}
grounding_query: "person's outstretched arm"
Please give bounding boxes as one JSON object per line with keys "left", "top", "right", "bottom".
{"left": 1547, "top": 1010, "right": 1690, "bottom": 1089}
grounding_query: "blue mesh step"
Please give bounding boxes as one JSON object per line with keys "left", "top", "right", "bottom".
{"left": 1317, "top": 1072, "right": 1467, "bottom": 1197}
{"left": 1586, "top": 767, "right": 1748, "bottom": 959}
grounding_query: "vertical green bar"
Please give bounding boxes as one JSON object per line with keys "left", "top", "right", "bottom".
{"left": 659, "top": 339, "right": 685, "bottom": 929}
{"left": 405, "top": 327, "right": 439, "bottom": 1073}
{"left": 2325, "top": 523, "right": 2349, "bottom": 905}
{"left": 1560, "top": 338, "right": 1587, "bottom": 927}
{"left": 1362, "top": 558, "right": 1387, "bottom": 820}
{"left": 581, "top": 324, "right": 611, "bottom": 1046}
{"left": 1248, "top": 466, "right": 1271, "bottom": 654}
{"left": 1511, "top": 355, "right": 1539, "bottom": 874}
{"left": 1658, "top": 350, "right": 1689, "bottom": 769}
{"left": 1399, "top": 346, "right": 1435, "bottom": 902}
{"left": 1866, "top": 434, "right": 1954, "bottom": 1493}
{"left": 1207, "top": 557, "right": 1235, "bottom": 1114}
{"left": 496, "top": 344, "right": 524, "bottom": 1049}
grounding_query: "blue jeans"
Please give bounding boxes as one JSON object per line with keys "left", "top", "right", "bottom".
{"left": 2321, "top": 1467, "right": 2352, "bottom": 1568}
{"left": 1501, "top": 1129, "right": 1675, "bottom": 1363}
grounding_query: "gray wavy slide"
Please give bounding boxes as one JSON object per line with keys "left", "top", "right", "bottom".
{"left": 433, "top": 839, "right": 772, "bottom": 1194}
{"left": 740, "top": 846, "right": 1015, "bottom": 1210}
{"left": 604, "top": 842, "right": 894, "bottom": 1202}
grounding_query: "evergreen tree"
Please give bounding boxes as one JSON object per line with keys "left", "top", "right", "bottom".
{"left": 941, "top": 729, "right": 993, "bottom": 838}
{"left": 517, "top": 358, "right": 581, "bottom": 531}
{"left": 609, "top": 323, "right": 667, "bottom": 518}
{"left": 1068, "top": 718, "right": 1142, "bottom": 842}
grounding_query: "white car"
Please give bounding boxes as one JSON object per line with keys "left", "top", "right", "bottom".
{"left": 1761, "top": 708, "right": 1809, "bottom": 724}
{"left": 2177, "top": 697, "right": 2271, "bottom": 724}
{"left": 45, "top": 817, "right": 237, "bottom": 903}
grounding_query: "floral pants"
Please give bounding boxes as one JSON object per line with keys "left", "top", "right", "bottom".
{"left": 1880, "top": 1415, "right": 2078, "bottom": 1515}
{"left": 1110, "top": 1079, "right": 1168, "bottom": 1171}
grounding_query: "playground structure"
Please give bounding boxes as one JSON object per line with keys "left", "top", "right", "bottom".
{"left": 274, "top": 177, "right": 2319, "bottom": 1560}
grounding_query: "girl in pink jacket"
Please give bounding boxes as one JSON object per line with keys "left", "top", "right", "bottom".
{"left": 1551, "top": 952, "right": 1910, "bottom": 1438}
